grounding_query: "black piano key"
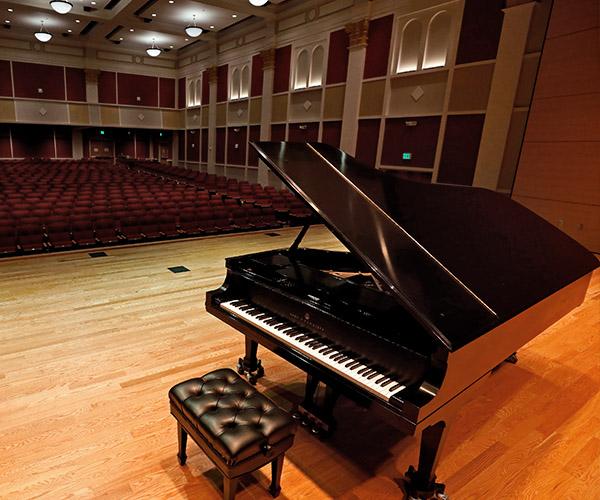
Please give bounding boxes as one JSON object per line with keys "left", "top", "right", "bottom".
{"left": 380, "top": 378, "right": 393, "bottom": 387}
{"left": 375, "top": 376, "right": 388, "bottom": 385}
{"left": 348, "top": 361, "right": 362, "bottom": 370}
{"left": 321, "top": 348, "right": 335, "bottom": 355}
{"left": 331, "top": 353, "right": 345, "bottom": 362}
{"left": 389, "top": 382, "right": 403, "bottom": 392}
{"left": 357, "top": 366, "right": 371, "bottom": 376}
{"left": 230, "top": 300, "right": 245, "bottom": 306}
{"left": 254, "top": 313, "right": 269, "bottom": 320}
{"left": 238, "top": 305, "right": 254, "bottom": 311}
{"left": 275, "top": 324, "right": 290, "bottom": 330}
{"left": 265, "top": 319, "right": 280, "bottom": 326}
{"left": 367, "top": 371, "right": 380, "bottom": 380}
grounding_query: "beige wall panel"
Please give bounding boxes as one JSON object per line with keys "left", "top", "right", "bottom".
{"left": 15, "top": 101, "right": 68, "bottom": 124}
{"left": 120, "top": 108, "right": 161, "bottom": 128}
{"left": 249, "top": 97, "right": 262, "bottom": 124}
{"left": 100, "top": 106, "right": 120, "bottom": 126}
{"left": 163, "top": 110, "right": 184, "bottom": 129}
{"left": 216, "top": 103, "right": 227, "bottom": 127}
{"left": 534, "top": 28, "right": 600, "bottom": 99}
{"left": 228, "top": 100, "right": 249, "bottom": 125}
{"left": 323, "top": 85, "right": 345, "bottom": 120}
{"left": 289, "top": 89, "right": 322, "bottom": 122}
{"left": 202, "top": 105, "right": 209, "bottom": 127}
{"left": 0, "top": 101, "right": 16, "bottom": 122}
{"left": 525, "top": 94, "right": 600, "bottom": 143}
{"left": 513, "top": 141, "right": 600, "bottom": 205}
{"left": 513, "top": 196, "right": 600, "bottom": 252}
{"left": 448, "top": 63, "right": 494, "bottom": 112}
{"left": 359, "top": 80, "right": 386, "bottom": 117}
{"left": 388, "top": 71, "right": 448, "bottom": 117}
{"left": 546, "top": 0, "right": 599, "bottom": 38}
{"left": 272, "top": 94, "right": 288, "bottom": 123}
{"left": 497, "top": 110, "right": 528, "bottom": 191}
{"left": 186, "top": 110, "right": 202, "bottom": 129}
{"left": 68, "top": 104, "right": 89, "bottom": 125}
{"left": 514, "top": 56, "right": 540, "bottom": 107}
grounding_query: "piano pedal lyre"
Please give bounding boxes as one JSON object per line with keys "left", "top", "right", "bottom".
{"left": 293, "top": 374, "right": 339, "bottom": 439}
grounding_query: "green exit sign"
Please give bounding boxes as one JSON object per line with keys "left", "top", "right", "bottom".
{"left": 402, "top": 152, "right": 412, "bottom": 160}
{"left": 100, "top": 130, "right": 105, "bottom": 136}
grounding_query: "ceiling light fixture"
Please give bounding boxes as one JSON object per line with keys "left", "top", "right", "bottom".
{"left": 146, "top": 38, "right": 161, "bottom": 57}
{"left": 49, "top": 0, "right": 73, "bottom": 14}
{"left": 34, "top": 21, "right": 52, "bottom": 42}
{"left": 249, "top": 0, "right": 269, "bottom": 6}
{"left": 185, "top": 15, "right": 202, "bottom": 37}
{"left": 232, "top": 14, "right": 237, "bottom": 18}
{"left": 8, "top": 8, "right": 13, "bottom": 12}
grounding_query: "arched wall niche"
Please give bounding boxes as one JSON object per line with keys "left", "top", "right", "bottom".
{"left": 423, "top": 11, "right": 451, "bottom": 69}
{"left": 295, "top": 49, "right": 310, "bottom": 89}
{"left": 241, "top": 65, "right": 250, "bottom": 98}
{"left": 310, "top": 45, "right": 325, "bottom": 87}
{"left": 231, "top": 68, "right": 240, "bottom": 100}
{"left": 397, "top": 19, "right": 422, "bottom": 73}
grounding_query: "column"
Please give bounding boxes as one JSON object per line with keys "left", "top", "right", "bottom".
{"left": 85, "top": 68, "right": 101, "bottom": 126}
{"left": 340, "top": 19, "right": 369, "bottom": 155}
{"left": 472, "top": 1, "right": 536, "bottom": 189}
{"left": 207, "top": 65, "right": 218, "bottom": 174}
{"left": 258, "top": 48, "right": 275, "bottom": 186}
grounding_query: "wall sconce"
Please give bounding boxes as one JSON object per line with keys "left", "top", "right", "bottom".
{"left": 136, "top": 96, "right": 141, "bottom": 102}
{"left": 299, "top": 124, "right": 307, "bottom": 130}
{"left": 37, "top": 88, "right": 44, "bottom": 94}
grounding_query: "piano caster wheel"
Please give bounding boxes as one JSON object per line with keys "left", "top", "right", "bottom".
{"left": 248, "top": 374, "right": 258, "bottom": 385}
{"left": 236, "top": 359, "right": 245, "bottom": 375}
{"left": 310, "top": 425, "right": 321, "bottom": 437}
{"left": 301, "top": 417, "right": 311, "bottom": 427}
{"left": 291, "top": 411, "right": 302, "bottom": 421}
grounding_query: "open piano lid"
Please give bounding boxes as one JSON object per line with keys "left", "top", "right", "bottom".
{"left": 252, "top": 142, "right": 598, "bottom": 352}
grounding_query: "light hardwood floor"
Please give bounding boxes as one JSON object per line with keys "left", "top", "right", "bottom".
{"left": 1, "top": 226, "right": 598, "bottom": 499}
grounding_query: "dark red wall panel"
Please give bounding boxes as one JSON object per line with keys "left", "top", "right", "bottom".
{"left": 271, "top": 124, "right": 286, "bottom": 141}
{"left": 227, "top": 127, "right": 247, "bottom": 165}
{"left": 251, "top": 53, "right": 264, "bottom": 97}
{"left": 322, "top": 121, "right": 342, "bottom": 148}
{"left": 288, "top": 122, "right": 319, "bottom": 142}
{"left": 115, "top": 129, "right": 135, "bottom": 158}
{"left": 202, "top": 70, "right": 210, "bottom": 104}
{"left": 0, "top": 125, "right": 11, "bottom": 157}
{"left": 55, "top": 126, "right": 73, "bottom": 158}
{"left": 135, "top": 130, "right": 150, "bottom": 159}
{"left": 178, "top": 130, "right": 185, "bottom": 161}
{"left": 356, "top": 119, "right": 381, "bottom": 167}
{"left": 248, "top": 125, "right": 260, "bottom": 167}
{"left": 13, "top": 62, "right": 65, "bottom": 100}
{"left": 159, "top": 78, "right": 175, "bottom": 108}
{"left": 456, "top": 0, "right": 504, "bottom": 64}
{"left": 201, "top": 129, "right": 208, "bottom": 163}
{"left": 381, "top": 116, "right": 441, "bottom": 168}
{"left": 327, "top": 29, "right": 349, "bottom": 85}
{"left": 66, "top": 67, "right": 86, "bottom": 102}
{"left": 0, "top": 60, "right": 13, "bottom": 97}
{"left": 118, "top": 73, "right": 158, "bottom": 107}
{"left": 11, "top": 125, "right": 56, "bottom": 158}
{"left": 186, "top": 129, "right": 199, "bottom": 162}
{"left": 364, "top": 15, "right": 393, "bottom": 79}
{"left": 99, "top": 71, "right": 117, "bottom": 104}
{"left": 217, "top": 65, "right": 228, "bottom": 103}
{"left": 178, "top": 77, "right": 186, "bottom": 109}
{"left": 216, "top": 127, "right": 226, "bottom": 164}
{"left": 273, "top": 45, "right": 291, "bottom": 94}
{"left": 438, "top": 114, "right": 485, "bottom": 186}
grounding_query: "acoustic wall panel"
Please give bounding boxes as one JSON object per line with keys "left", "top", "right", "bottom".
{"left": 13, "top": 62, "right": 65, "bottom": 101}
{"left": 98, "top": 71, "right": 117, "bottom": 104}
{"left": 288, "top": 122, "right": 319, "bottom": 142}
{"left": 115, "top": 129, "right": 135, "bottom": 158}
{"left": 227, "top": 127, "right": 247, "bottom": 165}
{"left": 271, "top": 123, "right": 286, "bottom": 141}
{"left": 216, "top": 127, "right": 226, "bottom": 164}
{"left": 201, "top": 128, "right": 208, "bottom": 163}
{"left": 355, "top": 119, "right": 381, "bottom": 167}
{"left": 273, "top": 45, "right": 291, "bottom": 94}
{"left": 248, "top": 125, "right": 260, "bottom": 167}
{"left": 11, "top": 125, "right": 56, "bottom": 158}
{"left": 159, "top": 78, "right": 175, "bottom": 108}
{"left": 55, "top": 126, "right": 73, "bottom": 158}
{"left": 118, "top": 73, "right": 158, "bottom": 107}
{"left": 327, "top": 29, "right": 349, "bottom": 85}
{"left": 322, "top": 121, "right": 342, "bottom": 148}
{"left": 364, "top": 15, "right": 393, "bottom": 79}
{"left": 251, "top": 53, "right": 263, "bottom": 97}
{"left": 186, "top": 129, "right": 199, "bottom": 162}
{"left": 0, "top": 125, "right": 11, "bottom": 157}
{"left": 178, "top": 77, "right": 186, "bottom": 109}
{"left": 217, "top": 65, "right": 228, "bottom": 103}
{"left": 437, "top": 114, "right": 485, "bottom": 185}
{"left": 178, "top": 130, "right": 185, "bottom": 161}
{"left": 202, "top": 70, "right": 210, "bottom": 104}
{"left": 0, "top": 60, "right": 12, "bottom": 97}
{"left": 66, "top": 67, "right": 86, "bottom": 102}
{"left": 381, "top": 116, "right": 441, "bottom": 167}
{"left": 456, "top": 0, "right": 504, "bottom": 64}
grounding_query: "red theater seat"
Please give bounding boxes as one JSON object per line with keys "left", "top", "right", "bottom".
{"left": 0, "top": 224, "right": 17, "bottom": 255}
{"left": 46, "top": 220, "right": 74, "bottom": 249}
{"left": 71, "top": 220, "right": 96, "bottom": 246}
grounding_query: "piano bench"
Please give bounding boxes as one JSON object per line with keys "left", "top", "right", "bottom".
{"left": 169, "top": 368, "right": 296, "bottom": 500}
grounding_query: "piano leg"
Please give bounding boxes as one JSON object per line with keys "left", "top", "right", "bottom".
{"left": 401, "top": 421, "right": 448, "bottom": 500}
{"left": 237, "top": 337, "right": 265, "bottom": 384}
{"left": 294, "top": 375, "right": 339, "bottom": 438}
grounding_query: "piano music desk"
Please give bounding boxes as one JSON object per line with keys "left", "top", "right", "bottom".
{"left": 0, "top": 227, "right": 598, "bottom": 499}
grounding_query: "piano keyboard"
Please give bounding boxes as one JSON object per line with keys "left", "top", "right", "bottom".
{"left": 220, "top": 299, "right": 406, "bottom": 402}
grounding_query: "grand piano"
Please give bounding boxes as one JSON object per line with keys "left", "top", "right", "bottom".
{"left": 206, "top": 142, "right": 598, "bottom": 499}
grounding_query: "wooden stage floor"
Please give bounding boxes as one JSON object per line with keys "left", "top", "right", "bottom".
{"left": 1, "top": 226, "right": 599, "bottom": 499}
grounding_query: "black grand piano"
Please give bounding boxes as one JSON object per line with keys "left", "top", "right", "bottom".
{"left": 206, "top": 142, "right": 598, "bottom": 499}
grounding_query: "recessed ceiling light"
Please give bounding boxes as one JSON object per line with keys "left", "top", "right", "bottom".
{"left": 7, "top": 8, "right": 13, "bottom": 12}
{"left": 184, "top": 38, "right": 188, "bottom": 41}
{"left": 67, "top": 29, "right": 72, "bottom": 32}
{"left": 151, "top": 13, "right": 157, "bottom": 17}
{"left": 232, "top": 14, "right": 237, "bottom": 18}
{"left": 119, "top": 37, "right": 123, "bottom": 40}
{"left": 169, "top": 45, "right": 173, "bottom": 48}
{"left": 75, "top": 19, "right": 80, "bottom": 23}
{"left": 129, "top": 28, "right": 134, "bottom": 32}
{"left": 168, "top": 0, "right": 174, "bottom": 3}
{"left": 91, "top": 1, "right": 96, "bottom": 4}
{"left": 209, "top": 25, "right": 214, "bottom": 29}
{"left": 49, "top": 0, "right": 73, "bottom": 15}
{"left": 4, "top": 19, "right": 10, "bottom": 23}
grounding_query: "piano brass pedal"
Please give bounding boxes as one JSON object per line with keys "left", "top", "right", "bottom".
{"left": 295, "top": 405, "right": 336, "bottom": 438}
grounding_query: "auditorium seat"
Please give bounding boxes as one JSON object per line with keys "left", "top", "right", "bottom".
{"left": 120, "top": 217, "right": 144, "bottom": 242}
{"left": 0, "top": 224, "right": 17, "bottom": 255}
{"left": 71, "top": 219, "right": 96, "bottom": 246}
{"left": 46, "top": 220, "right": 74, "bottom": 250}
{"left": 17, "top": 221, "right": 46, "bottom": 252}
{"left": 94, "top": 218, "right": 120, "bottom": 245}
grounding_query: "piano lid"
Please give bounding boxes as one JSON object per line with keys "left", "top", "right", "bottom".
{"left": 252, "top": 142, "right": 598, "bottom": 351}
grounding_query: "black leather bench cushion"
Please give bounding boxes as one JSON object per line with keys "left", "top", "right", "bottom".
{"left": 169, "top": 368, "right": 294, "bottom": 465}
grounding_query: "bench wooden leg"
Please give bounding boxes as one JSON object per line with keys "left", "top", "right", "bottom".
{"left": 177, "top": 422, "right": 187, "bottom": 466}
{"left": 269, "top": 454, "right": 284, "bottom": 498}
{"left": 223, "top": 475, "right": 239, "bottom": 500}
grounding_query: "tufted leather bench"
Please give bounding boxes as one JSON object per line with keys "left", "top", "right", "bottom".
{"left": 169, "top": 368, "right": 296, "bottom": 499}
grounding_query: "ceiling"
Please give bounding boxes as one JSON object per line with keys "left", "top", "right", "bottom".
{"left": 0, "top": 0, "right": 287, "bottom": 55}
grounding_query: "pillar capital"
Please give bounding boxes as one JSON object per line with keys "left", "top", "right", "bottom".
{"left": 208, "top": 66, "right": 218, "bottom": 84}
{"left": 261, "top": 48, "right": 276, "bottom": 71}
{"left": 345, "top": 19, "right": 369, "bottom": 49}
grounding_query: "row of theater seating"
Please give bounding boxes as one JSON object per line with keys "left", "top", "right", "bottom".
{"left": 0, "top": 205, "right": 281, "bottom": 256}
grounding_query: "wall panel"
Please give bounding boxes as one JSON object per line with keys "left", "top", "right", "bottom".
{"left": 327, "top": 29, "right": 349, "bottom": 85}
{"left": 66, "top": 67, "right": 86, "bottom": 102}
{"left": 201, "top": 128, "right": 208, "bottom": 163}
{"left": 11, "top": 125, "right": 56, "bottom": 158}
{"left": 159, "top": 78, "right": 175, "bottom": 108}
{"left": 322, "top": 121, "right": 342, "bottom": 148}
{"left": 202, "top": 70, "right": 210, "bottom": 104}
{"left": 273, "top": 45, "right": 291, "bottom": 94}
{"left": 0, "top": 60, "right": 12, "bottom": 97}
{"left": 99, "top": 71, "right": 117, "bottom": 104}
{"left": 186, "top": 129, "right": 199, "bottom": 162}
{"left": 248, "top": 125, "right": 260, "bottom": 167}
{"left": 364, "top": 15, "right": 393, "bottom": 79}
{"left": 251, "top": 53, "right": 263, "bottom": 97}
{"left": 13, "top": 62, "right": 65, "bottom": 101}
{"left": 216, "top": 127, "right": 226, "bottom": 164}
{"left": 178, "top": 77, "right": 186, "bottom": 109}
{"left": 288, "top": 122, "right": 319, "bottom": 142}
{"left": 456, "top": 0, "right": 504, "bottom": 64}
{"left": 227, "top": 127, "right": 247, "bottom": 165}
{"left": 271, "top": 123, "right": 286, "bottom": 141}
{"left": 381, "top": 116, "right": 441, "bottom": 167}
{"left": 217, "top": 65, "right": 228, "bottom": 103}
{"left": 0, "top": 125, "right": 12, "bottom": 157}
{"left": 355, "top": 119, "right": 381, "bottom": 167}
{"left": 55, "top": 126, "right": 72, "bottom": 158}
{"left": 118, "top": 73, "right": 158, "bottom": 107}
